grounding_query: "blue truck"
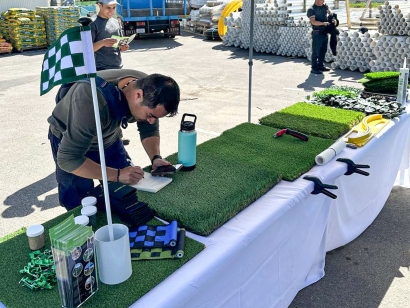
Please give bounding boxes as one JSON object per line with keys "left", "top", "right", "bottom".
{"left": 117, "top": 0, "right": 189, "bottom": 38}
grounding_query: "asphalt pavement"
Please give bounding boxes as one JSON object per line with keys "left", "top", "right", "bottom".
{"left": 0, "top": 32, "right": 409, "bottom": 307}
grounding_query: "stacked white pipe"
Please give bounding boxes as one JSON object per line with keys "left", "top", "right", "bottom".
{"left": 370, "top": 35, "right": 410, "bottom": 71}
{"left": 328, "top": 30, "right": 379, "bottom": 72}
{"left": 378, "top": 1, "right": 410, "bottom": 35}
{"left": 277, "top": 25, "right": 310, "bottom": 57}
{"left": 223, "top": 11, "right": 243, "bottom": 47}
{"left": 223, "top": 0, "right": 346, "bottom": 58}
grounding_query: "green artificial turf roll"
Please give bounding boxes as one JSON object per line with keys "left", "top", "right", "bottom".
{"left": 139, "top": 122, "right": 335, "bottom": 236}
{"left": 0, "top": 209, "right": 204, "bottom": 308}
{"left": 259, "top": 102, "right": 364, "bottom": 140}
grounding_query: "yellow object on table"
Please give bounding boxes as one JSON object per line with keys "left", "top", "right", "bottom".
{"left": 344, "top": 114, "right": 390, "bottom": 147}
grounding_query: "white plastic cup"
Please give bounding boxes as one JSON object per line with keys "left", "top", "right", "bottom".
{"left": 74, "top": 215, "right": 90, "bottom": 226}
{"left": 81, "top": 205, "right": 97, "bottom": 227}
{"left": 95, "top": 224, "right": 132, "bottom": 285}
{"left": 81, "top": 196, "right": 97, "bottom": 208}
{"left": 26, "top": 224, "right": 45, "bottom": 250}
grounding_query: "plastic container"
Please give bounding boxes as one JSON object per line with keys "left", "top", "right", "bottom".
{"left": 74, "top": 215, "right": 90, "bottom": 226}
{"left": 81, "top": 205, "right": 97, "bottom": 227}
{"left": 178, "top": 113, "right": 197, "bottom": 171}
{"left": 95, "top": 224, "right": 132, "bottom": 285}
{"left": 26, "top": 224, "right": 45, "bottom": 250}
{"left": 81, "top": 196, "right": 97, "bottom": 208}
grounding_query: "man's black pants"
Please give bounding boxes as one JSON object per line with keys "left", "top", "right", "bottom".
{"left": 311, "top": 30, "right": 329, "bottom": 70}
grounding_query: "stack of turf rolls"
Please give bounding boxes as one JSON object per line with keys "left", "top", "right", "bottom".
{"left": 2, "top": 8, "right": 47, "bottom": 51}
{"left": 358, "top": 71, "right": 409, "bottom": 94}
{"left": 36, "top": 6, "right": 80, "bottom": 46}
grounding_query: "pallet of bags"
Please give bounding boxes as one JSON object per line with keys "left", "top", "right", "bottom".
{"left": 0, "top": 34, "right": 12, "bottom": 54}
{"left": 36, "top": 6, "right": 80, "bottom": 46}
{"left": 3, "top": 8, "right": 47, "bottom": 51}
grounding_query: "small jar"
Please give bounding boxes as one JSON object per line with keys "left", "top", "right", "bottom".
{"left": 74, "top": 215, "right": 90, "bottom": 226}
{"left": 81, "top": 196, "right": 97, "bottom": 208}
{"left": 26, "top": 224, "right": 45, "bottom": 250}
{"left": 81, "top": 205, "right": 97, "bottom": 227}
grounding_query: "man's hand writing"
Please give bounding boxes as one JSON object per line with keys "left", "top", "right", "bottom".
{"left": 118, "top": 166, "right": 145, "bottom": 185}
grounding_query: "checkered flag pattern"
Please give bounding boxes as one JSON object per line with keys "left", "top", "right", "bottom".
{"left": 129, "top": 220, "right": 178, "bottom": 248}
{"left": 130, "top": 229, "right": 186, "bottom": 261}
{"left": 40, "top": 25, "right": 96, "bottom": 96}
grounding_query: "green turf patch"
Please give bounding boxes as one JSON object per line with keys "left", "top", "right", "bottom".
{"left": 0, "top": 208, "right": 204, "bottom": 308}
{"left": 139, "top": 122, "right": 335, "bottom": 236}
{"left": 259, "top": 102, "right": 364, "bottom": 139}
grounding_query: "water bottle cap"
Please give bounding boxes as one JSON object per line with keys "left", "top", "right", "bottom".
{"left": 181, "top": 121, "right": 195, "bottom": 131}
{"left": 180, "top": 113, "right": 197, "bottom": 131}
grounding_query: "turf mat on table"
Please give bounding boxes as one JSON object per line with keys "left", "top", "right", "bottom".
{"left": 0, "top": 208, "right": 204, "bottom": 308}
{"left": 138, "top": 122, "right": 335, "bottom": 236}
{"left": 259, "top": 102, "right": 364, "bottom": 139}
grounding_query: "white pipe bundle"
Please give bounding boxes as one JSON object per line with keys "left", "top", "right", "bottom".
{"left": 370, "top": 34, "right": 410, "bottom": 71}
{"left": 329, "top": 30, "right": 378, "bottom": 72}
{"left": 276, "top": 26, "right": 310, "bottom": 57}
{"left": 378, "top": 1, "right": 410, "bottom": 36}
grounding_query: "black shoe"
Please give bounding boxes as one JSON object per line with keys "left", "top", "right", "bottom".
{"left": 122, "top": 139, "right": 130, "bottom": 145}
{"left": 311, "top": 69, "right": 323, "bottom": 74}
{"left": 319, "top": 67, "right": 330, "bottom": 72}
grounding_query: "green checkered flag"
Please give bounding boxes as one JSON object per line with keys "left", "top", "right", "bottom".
{"left": 40, "top": 25, "right": 96, "bottom": 96}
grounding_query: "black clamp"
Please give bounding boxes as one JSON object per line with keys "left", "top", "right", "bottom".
{"left": 303, "top": 176, "right": 338, "bottom": 199}
{"left": 336, "top": 158, "right": 370, "bottom": 176}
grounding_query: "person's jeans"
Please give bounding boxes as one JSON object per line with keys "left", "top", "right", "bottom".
{"left": 311, "top": 30, "right": 329, "bottom": 70}
{"left": 48, "top": 129, "right": 129, "bottom": 210}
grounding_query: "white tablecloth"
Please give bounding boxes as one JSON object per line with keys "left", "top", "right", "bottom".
{"left": 130, "top": 110, "right": 410, "bottom": 308}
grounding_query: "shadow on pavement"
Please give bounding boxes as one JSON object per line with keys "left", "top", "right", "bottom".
{"left": 290, "top": 186, "right": 410, "bottom": 308}
{"left": 2, "top": 173, "right": 60, "bottom": 218}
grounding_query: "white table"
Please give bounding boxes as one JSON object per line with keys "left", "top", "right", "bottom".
{"left": 130, "top": 110, "right": 410, "bottom": 308}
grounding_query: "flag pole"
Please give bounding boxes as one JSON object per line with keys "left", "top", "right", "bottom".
{"left": 78, "top": 18, "right": 114, "bottom": 241}
{"left": 248, "top": 0, "right": 255, "bottom": 123}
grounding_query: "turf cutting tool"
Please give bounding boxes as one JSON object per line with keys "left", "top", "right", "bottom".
{"left": 273, "top": 128, "right": 309, "bottom": 141}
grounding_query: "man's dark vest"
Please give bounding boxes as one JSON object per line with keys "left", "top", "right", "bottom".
{"left": 55, "top": 76, "right": 129, "bottom": 129}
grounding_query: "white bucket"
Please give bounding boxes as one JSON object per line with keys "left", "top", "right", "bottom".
{"left": 95, "top": 224, "right": 132, "bottom": 285}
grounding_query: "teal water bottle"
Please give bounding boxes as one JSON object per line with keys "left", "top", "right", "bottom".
{"left": 178, "top": 114, "right": 197, "bottom": 171}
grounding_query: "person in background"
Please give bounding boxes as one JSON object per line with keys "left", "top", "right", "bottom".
{"left": 91, "top": 0, "right": 132, "bottom": 144}
{"left": 91, "top": 0, "right": 129, "bottom": 70}
{"left": 307, "top": 0, "right": 338, "bottom": 74}
{"left": 48, "top": 69, "right": 180, "bottom": 210}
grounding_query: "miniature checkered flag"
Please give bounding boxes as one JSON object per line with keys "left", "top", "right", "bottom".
{"left": 40, "top": 25, "right": 96, "bottom": 96}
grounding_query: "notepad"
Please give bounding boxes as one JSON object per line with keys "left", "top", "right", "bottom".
{"left": 131, "top": 172, "right": 172, "bottom": 193}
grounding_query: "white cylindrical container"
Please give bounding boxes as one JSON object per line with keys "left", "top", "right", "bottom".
{"left": 81, "top": 205, "right": 98, "bottom": 228}
{"left": 26, "top": 224, "right": 45, "bottom": 250}
{"left": 81, "top": 196, "right": 97, "bottom": 208}
{"left": 95, "top": 224, "right": 132, "bottom": 285}
{"left": 74, "top": 215, "right": 90, "bottom": 226}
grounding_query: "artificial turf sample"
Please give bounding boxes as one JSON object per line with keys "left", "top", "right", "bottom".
{"left": 139, "top": 122, "right": 335, "bottom": 236}
{"left": 259, "top": 102, "right": 364, "bottom": 140}
{"left": 0, "top": 208, "right": 204, "bottom": 308}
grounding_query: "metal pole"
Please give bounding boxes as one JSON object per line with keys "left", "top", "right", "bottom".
{"left": 248, "top": 0, "right": 255, "bottom": 123}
